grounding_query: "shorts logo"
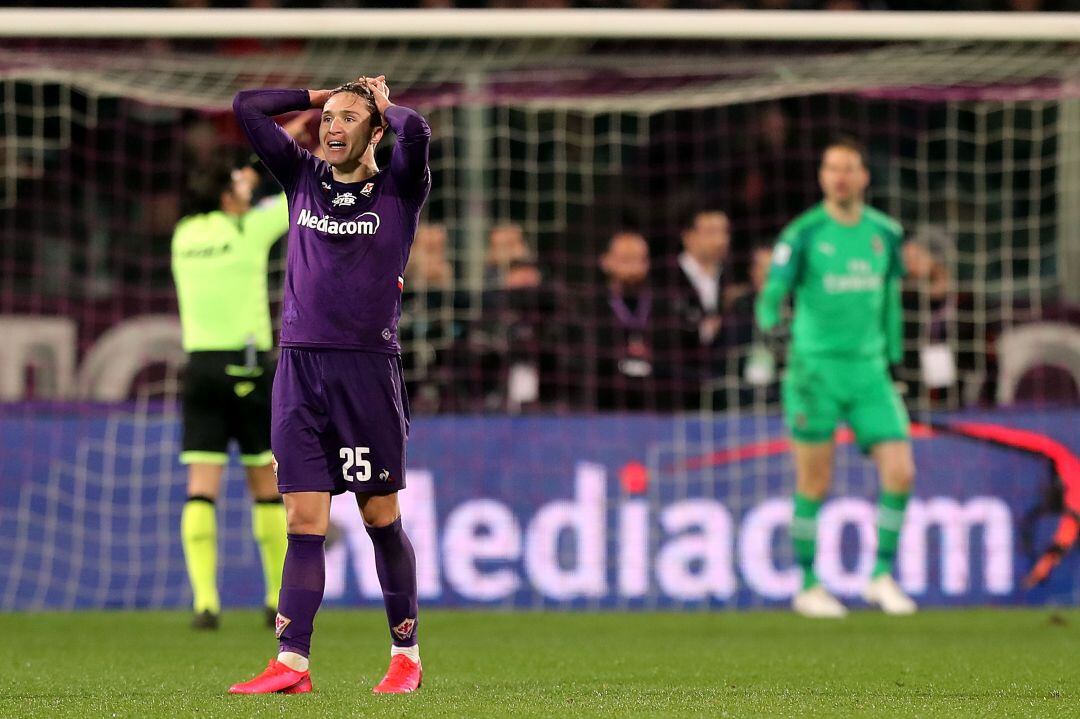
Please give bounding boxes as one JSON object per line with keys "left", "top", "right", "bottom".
{"left": 795, "top": 413, "right": 807, "bottom": 429}
{"left": 272, "top": 456, "right": 278, "bottom": 479}
{"left": 379, "top": 469, "right": 390, "bottom": 482}
{"left": 274, "top": 613, "right": 291, "bottom": 638}
{"left": 382, "top": 328, "right": 393, "bottom": 341}
{"left": 392, "top": 617, "right": 416, "bottom": 641}
{"left": 332, "top": 192, "right": 357, "bottom": 207}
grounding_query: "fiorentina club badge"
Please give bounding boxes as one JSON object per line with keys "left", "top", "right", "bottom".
{"left": 274, "top": 613, "right": 291, "bottom": 638}
{"left": 392, "top": 617, "right": 416, "bottom": 641}
{"left": 360, "top": 182, "right": 375, "bottom": 197}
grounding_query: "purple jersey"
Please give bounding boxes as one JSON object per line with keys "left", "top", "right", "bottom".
{"left": 233, "top": 89, "right": 431, "bottom": 354}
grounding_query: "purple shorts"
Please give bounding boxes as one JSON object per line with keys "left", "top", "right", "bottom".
{"left": 272, "top": 348, "right": 410, "bottom": 495}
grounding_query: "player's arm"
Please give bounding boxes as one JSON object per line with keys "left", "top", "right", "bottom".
{"left": 883, "top": 230, "right": 905, "bottom": 365}
{"left": 241, "top": 113, "right": 314, "bottom": 247}
{"left": 232, "top": 88, "right": 322, "bottom": 191}
{"left": 755, "top": 228, "right": 803, "bottom": 332}
{"left": 245, "top": 193, "right": 290, "bottom": 248}
{"left": 363, "top": 76, "right": 431, "bottom": 196}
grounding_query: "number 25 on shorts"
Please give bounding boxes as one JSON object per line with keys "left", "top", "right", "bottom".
{"left": 339, "top": 446, "right": 372, "bottom": 482}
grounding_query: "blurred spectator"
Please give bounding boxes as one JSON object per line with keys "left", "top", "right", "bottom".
{"left": 465, "top": 254, "right": 571, "bottom": 412}
{"left": 737, "top": 103, "right": 808, "bottom": 248}
{"left": 656, "top": 210, "right": 738, "bottom": 409}
{"left": 484, "top": 222, "right": 531, "bottom": 286}
{"left": 585, "top": 231, "right": 667, "bottom": 411}
{"left": 901, "top": 228, "right": 955, "bottom": 402}
{"left": 718, "top": 245, "right": 780, "bottom": 408}
{"left": 674, "top": 210, "right": 733, "bottom": 345}
{"left": 400, "top": 223, "right": 465, "bottom": 412}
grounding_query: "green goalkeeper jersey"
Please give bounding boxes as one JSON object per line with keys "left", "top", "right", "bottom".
{"left": 171, "top": 194, "right": 288, "bottom": 352}
{"left": 755, "top": 202, "right": 904, "bottom": 361}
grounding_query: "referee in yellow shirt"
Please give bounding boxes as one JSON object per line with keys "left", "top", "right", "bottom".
{"left": 172, "top": 154, "right": 290, "bottom": 630}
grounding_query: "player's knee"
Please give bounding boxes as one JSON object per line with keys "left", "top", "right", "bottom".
{"left": 358, "top": 493, "right": 400, "bottom": 528}
{"left": 797, "top": 474, "right": 831, "bottom": 500}
{"left": 889, "top": 461, "right": 915, "bottom": 492}
{"left": 283, "top": 497, "right": 330, "bottom": 535}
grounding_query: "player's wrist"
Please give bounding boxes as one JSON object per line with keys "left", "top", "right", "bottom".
{"left": 308, "top": 89, "right": 332, "bottom": 108}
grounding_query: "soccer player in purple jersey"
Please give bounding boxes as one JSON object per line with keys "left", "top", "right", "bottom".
{"left": 227, "top": 75, "right": 429, "bottom": 696}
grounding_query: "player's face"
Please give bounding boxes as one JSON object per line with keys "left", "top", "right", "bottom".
{"left": 819, "top": 147, "right": 869, "bottom": 206}
{"left": 320, "top": 92, "right": 381, "bottom": 168}
{"left": 603, "top": 233, "right": 650, "bottom": 287}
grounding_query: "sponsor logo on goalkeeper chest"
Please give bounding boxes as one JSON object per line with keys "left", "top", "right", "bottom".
{"left": 296, "top": 208, "right": 381, "bottom": 235}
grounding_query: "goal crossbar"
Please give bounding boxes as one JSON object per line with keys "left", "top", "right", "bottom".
{"left": 2, "top": 9, "right": 1080, "bottom": 42}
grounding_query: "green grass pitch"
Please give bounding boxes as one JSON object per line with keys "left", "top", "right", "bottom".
{"left": 1, "top": 608, "right": 1077, "bottom": 718}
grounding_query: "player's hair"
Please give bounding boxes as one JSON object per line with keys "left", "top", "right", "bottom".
{"left": 182, "top": 158, "right": 242, "bottom": 216}
{"left": 329, "top": 81, "right": 384, "bottom": 128}
{"left": 822, "top": 135, "right": 867, "bottom": 164}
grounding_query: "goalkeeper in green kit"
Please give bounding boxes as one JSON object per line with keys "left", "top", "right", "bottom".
{"left": 756, "top": 138, "right": 916, "bottom": 618}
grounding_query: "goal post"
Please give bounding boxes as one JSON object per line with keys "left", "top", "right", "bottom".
{"left": 1, "top": 10, "right": 1078, "bottom": 610}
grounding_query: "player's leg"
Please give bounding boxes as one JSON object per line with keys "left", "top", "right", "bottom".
{"left": 849, "top": 364, "right": 916, "bottom": 614}
{"left": 783, "top": 355, "right": 847, "bottom": 618}
{"left": 234, "top": 355, "right": 286, "bottom": 628}
{"left": 245, "top": 463, "right": 286, "bottom": 627}
{"left": 330, "top": 351, "right": 420, "bottom": 693}
{"left": 230, "top": 348, "right": 336, "bottom": 695}
{"left": 358, "top": 492, "right": 422, "bottom": 693}
{"left": 179, "top": 352, "right": 231, "bottom": 629}
{"left": 181, "top": 463, "right": 225, "bottom": 628}
{"left": 229, "top": 491, "right": 328, "bottom": 695}
{"left": 792, "top": 439, "right": 834, "bottom": 591}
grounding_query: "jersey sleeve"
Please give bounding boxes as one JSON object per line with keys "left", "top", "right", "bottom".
{"left": 232, "top": 89, "right": 312, "bottom": 193}
{"left": 244, "top": 193, "right": 289, "bottom": 250}
{"left": 754, "top": 224, "right": 805, "bottom": 332}
{"left": 383, "top": 105, "right": 431, "bottom": 200}
{"left": 886, "top": 221, "right": 905, "bottom": 279}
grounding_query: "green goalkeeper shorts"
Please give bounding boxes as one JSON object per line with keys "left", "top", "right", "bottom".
{"left": 781, "top": 353, "right": 910, "bottom": 452}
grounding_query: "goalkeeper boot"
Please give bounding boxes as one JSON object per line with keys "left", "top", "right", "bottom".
{"left": 372, "top": 654, "right": 422, "bottom": 694}
{"left": 228, "top": 659, "right": 312, "bottom": 695}
{"left": 792, "top": 585, "right": 848, "bottom": 619}
{"left": 863, "top": 575, "right": 917, "bottom": 615}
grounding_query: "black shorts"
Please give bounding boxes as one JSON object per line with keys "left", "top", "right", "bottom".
{"left": 180, "top": 350, "right": 276, "bottom": 467}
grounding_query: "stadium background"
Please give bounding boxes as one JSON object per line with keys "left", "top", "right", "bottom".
{"left": 2, "top": 3, "right": 1080, "bottom": 617}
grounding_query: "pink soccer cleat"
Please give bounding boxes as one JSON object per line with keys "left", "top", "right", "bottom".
{"left": 372, "top": 654, "right": 422, "bottom": 694}
{"left": 228, "top": 659, "right": 312, "bottom": 695}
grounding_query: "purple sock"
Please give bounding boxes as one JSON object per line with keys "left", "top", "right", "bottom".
{"left": 366, "top": 518, "right": 419, "bottom": 647}
{"left": 276, "top": 533, "right": 325, "bottom": 658}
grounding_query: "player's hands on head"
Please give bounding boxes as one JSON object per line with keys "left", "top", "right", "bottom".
{"left": 308, "top": 89, "right": 333, "bottom": 109}
{"left": 360, "top": 75, "right": 392, "bottom": 114}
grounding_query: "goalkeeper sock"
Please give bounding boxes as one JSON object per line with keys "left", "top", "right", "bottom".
{"left": 252, "top": 498, "right": 287, "bottom": 610}
{"left": 792, "top": 493, "right": 823, "bottom": 591}
{"left": 181, "top": 496, "right": 219, "bottom": 614}
{"left": 873, "top": 490, "right": 910, "bottom": 579}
